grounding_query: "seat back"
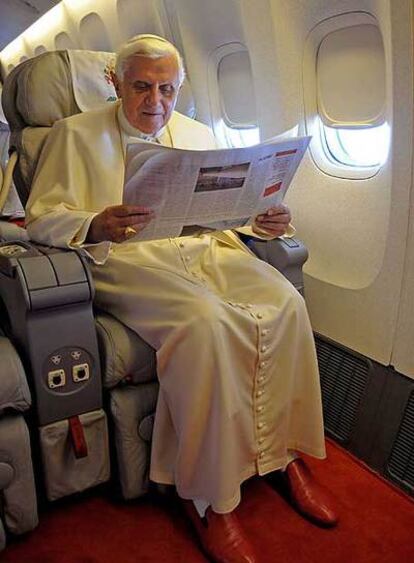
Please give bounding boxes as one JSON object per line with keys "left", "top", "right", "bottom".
{"left": 1, "top": 48, "right": 196, "bottom": 208}
{"left": 2, "top": 50, "right": 115, "bottom": 207}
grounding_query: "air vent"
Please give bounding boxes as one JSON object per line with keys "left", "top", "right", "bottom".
{"left": 315, "top": 336, "right": 370, "bottom": 443}
{"left": 387, "top": 392, "right": 414, "bottom": 492}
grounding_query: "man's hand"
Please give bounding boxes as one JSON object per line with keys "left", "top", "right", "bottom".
{"left": 87, "top": 205, "right": 155, "bottom": 243}
{"left": 252, "top": 203, "right": 291, "bottom": 237}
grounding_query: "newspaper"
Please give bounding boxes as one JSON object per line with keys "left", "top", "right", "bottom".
{"left": 123, "top": 135, "right": 311, "bottom": 241}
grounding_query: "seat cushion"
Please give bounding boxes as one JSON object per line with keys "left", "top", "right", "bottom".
{"left": 0, "top": 337, "right": 31, "bottom": 415}
{"left": 95, "top": 312, "right": 157, "bottom": 388}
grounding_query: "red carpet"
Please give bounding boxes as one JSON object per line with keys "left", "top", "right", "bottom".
{"left": 3, "top": 441, "right": 414, "bottom": 562}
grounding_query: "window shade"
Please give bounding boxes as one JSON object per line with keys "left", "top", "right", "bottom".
{"left": 218, "top": 50, "right": 257, "bottom": 128}
{"left": 317, "top": 24, "right": 386, "bottom": 128}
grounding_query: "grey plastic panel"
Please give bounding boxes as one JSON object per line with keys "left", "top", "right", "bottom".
{"left": 0, "top": 242, "right": 102, "bottom": 425}
{"left": 18, "top": 255, "right": 57, "bottom": 290}
{"left": 48, "top": 251, "right": 89, "bottom": 285}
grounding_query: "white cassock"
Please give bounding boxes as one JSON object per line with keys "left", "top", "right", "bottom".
{"left": 26, "top": 100, "right": 326, "bottom": 514}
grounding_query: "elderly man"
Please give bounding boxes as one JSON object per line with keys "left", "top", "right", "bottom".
{"left": 26, "top": 35, "right": 337, "bottom": 563}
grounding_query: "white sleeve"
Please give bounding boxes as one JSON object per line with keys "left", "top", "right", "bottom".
{"left": 26, "top": 119, "right": 112, "bottom": 265}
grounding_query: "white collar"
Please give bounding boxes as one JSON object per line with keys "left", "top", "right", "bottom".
{"left": 117, "top": 102, "right": 166, "bottom": 141}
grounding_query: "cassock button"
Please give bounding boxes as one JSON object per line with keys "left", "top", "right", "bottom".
{"left": 257, "top": 313, "right": 263, "bottom": 319}
{"left": 257, "top": 422, "right": 264, "bottom": 429}
{"left": 258, "top": 376, "right": 265, "bottom": 383}
{"left": 179, "top": 242, "right": 185, "bottom": 248}
{"left": 259, "top": 361, "right": 266, "bottom": 369}
{"left": 261, "top": 329, "right": 269, "bottom": 336}
{"left": 258, "top": 437, "right": 265, "bottom": 444}
{"left": 185, "top": 256, "right": 191, "bottom": 261}
{"left": 258, "top": 451, "right": 265, "bottom": 459}
{"left": 260, "top": 345, "right": 268, "bottom": 353}
{"left": 256, "top": 390, "right": 264, "bottom": 398}
{"left": 256, "top": 406, "right": 264, "bottom": 413}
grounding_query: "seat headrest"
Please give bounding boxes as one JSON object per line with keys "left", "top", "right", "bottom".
{"left": 1, "top": 50, "right": 118, "bottom": 131}
{"left": 68, "top": 50, "right": 117, "bottom": 112}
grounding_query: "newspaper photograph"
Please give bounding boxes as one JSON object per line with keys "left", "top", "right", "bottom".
{"left": 123, "top": 135, "right": 311, "bottom": 241}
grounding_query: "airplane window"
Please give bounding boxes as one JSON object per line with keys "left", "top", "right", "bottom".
{"left": 322, "top": 121, "right": 390, "bottom": 167}
{"left": 55, "top": 32, "right": 75, "bottom": 50}
{"left": 79, "top": 13, "right": 111, "bottom": 52}
{"left": 303, "top": 14, "right": 389, "bottom": 178}
{"left": 211, "top": 45, "right": 260, "bottom": 148}
{"left": 34, "top": 46, "right": 47, "bottom": 56}
{"left": 220, "top": 122, "right": 260, "bottom": 148}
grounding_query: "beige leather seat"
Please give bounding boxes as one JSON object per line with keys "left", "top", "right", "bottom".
{"left": 0, "top": 334, "right": 38, "bottom": 550}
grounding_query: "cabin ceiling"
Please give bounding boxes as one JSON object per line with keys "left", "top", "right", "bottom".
{"left": 0, "top": 0, "right": 60, "bottom": 51}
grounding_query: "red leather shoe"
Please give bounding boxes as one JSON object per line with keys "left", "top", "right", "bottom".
{"left": 284, "top": 458, "right": 339, "bottom": 528}
{"left": 181, "top": 500, "right": 257, "bottom": 563}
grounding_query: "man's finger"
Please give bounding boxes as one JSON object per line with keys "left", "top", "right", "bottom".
{"left": 256, "top": 221, "right": 289, "bottom": 229}
{"left": 256, "top": 213, "right": 290, "bottom": 224}
{"left": 260, "top": 203, "right": 290, "bottom": 217}
{"left": 111, "top": 205, "right": 154, "bottom": 217}
{"left": 117, "top": 212, "right": 155, "bottom": 227}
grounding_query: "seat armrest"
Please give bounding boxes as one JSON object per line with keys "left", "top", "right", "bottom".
{"left": 246, "top": 237, "right": 309, "bottom": 294}
{"left": 0, "top": 336, "right": 31, "bottom": 415}
{"left": 0, "top": 241, "right": 102, "bottom": 425}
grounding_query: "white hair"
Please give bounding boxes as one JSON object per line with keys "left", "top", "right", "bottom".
{"left": 115, "top": 34, "right": 185, "bottom": 85}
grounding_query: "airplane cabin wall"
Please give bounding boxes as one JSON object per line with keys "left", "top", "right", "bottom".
{"left": 0, "top": 0, "right": 413, "bottom": 378}
{"left": 239, "top": 0, "right": 413, "bottom": 376}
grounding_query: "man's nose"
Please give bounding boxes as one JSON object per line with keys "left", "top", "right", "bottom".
{"left": 146, "top": 85, "right": 162, "bottom": 106}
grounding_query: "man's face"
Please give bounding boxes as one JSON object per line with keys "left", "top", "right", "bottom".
{"left": 115, "top": 54, "right": 180, "bottom": 134}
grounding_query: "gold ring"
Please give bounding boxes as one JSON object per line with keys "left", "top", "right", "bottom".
{"left": 124, "top": 226, "right": 137, "bottom": 239}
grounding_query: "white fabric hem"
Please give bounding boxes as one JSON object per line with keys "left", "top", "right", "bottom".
{"left": 150, "top": 443, "right": 327, "bottom": 514}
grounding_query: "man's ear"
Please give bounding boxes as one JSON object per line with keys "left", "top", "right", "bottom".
{"left": 111, "top": 71, "right": 122, "bottom": 98}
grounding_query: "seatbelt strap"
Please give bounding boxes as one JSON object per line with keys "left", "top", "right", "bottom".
{"left": 68, "top": 415, "right": 88, "bottom": 458}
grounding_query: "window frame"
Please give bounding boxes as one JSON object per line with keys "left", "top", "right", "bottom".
{"left": 207, "top": 42, "right": 260, "bottom": 147}
{"left": 303, "top": 11, "right": 389, "bottom": 180}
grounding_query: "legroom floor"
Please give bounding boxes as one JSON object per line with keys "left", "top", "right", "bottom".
{"left": 3, "top": 440, "right": 414, "bottom": 562}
